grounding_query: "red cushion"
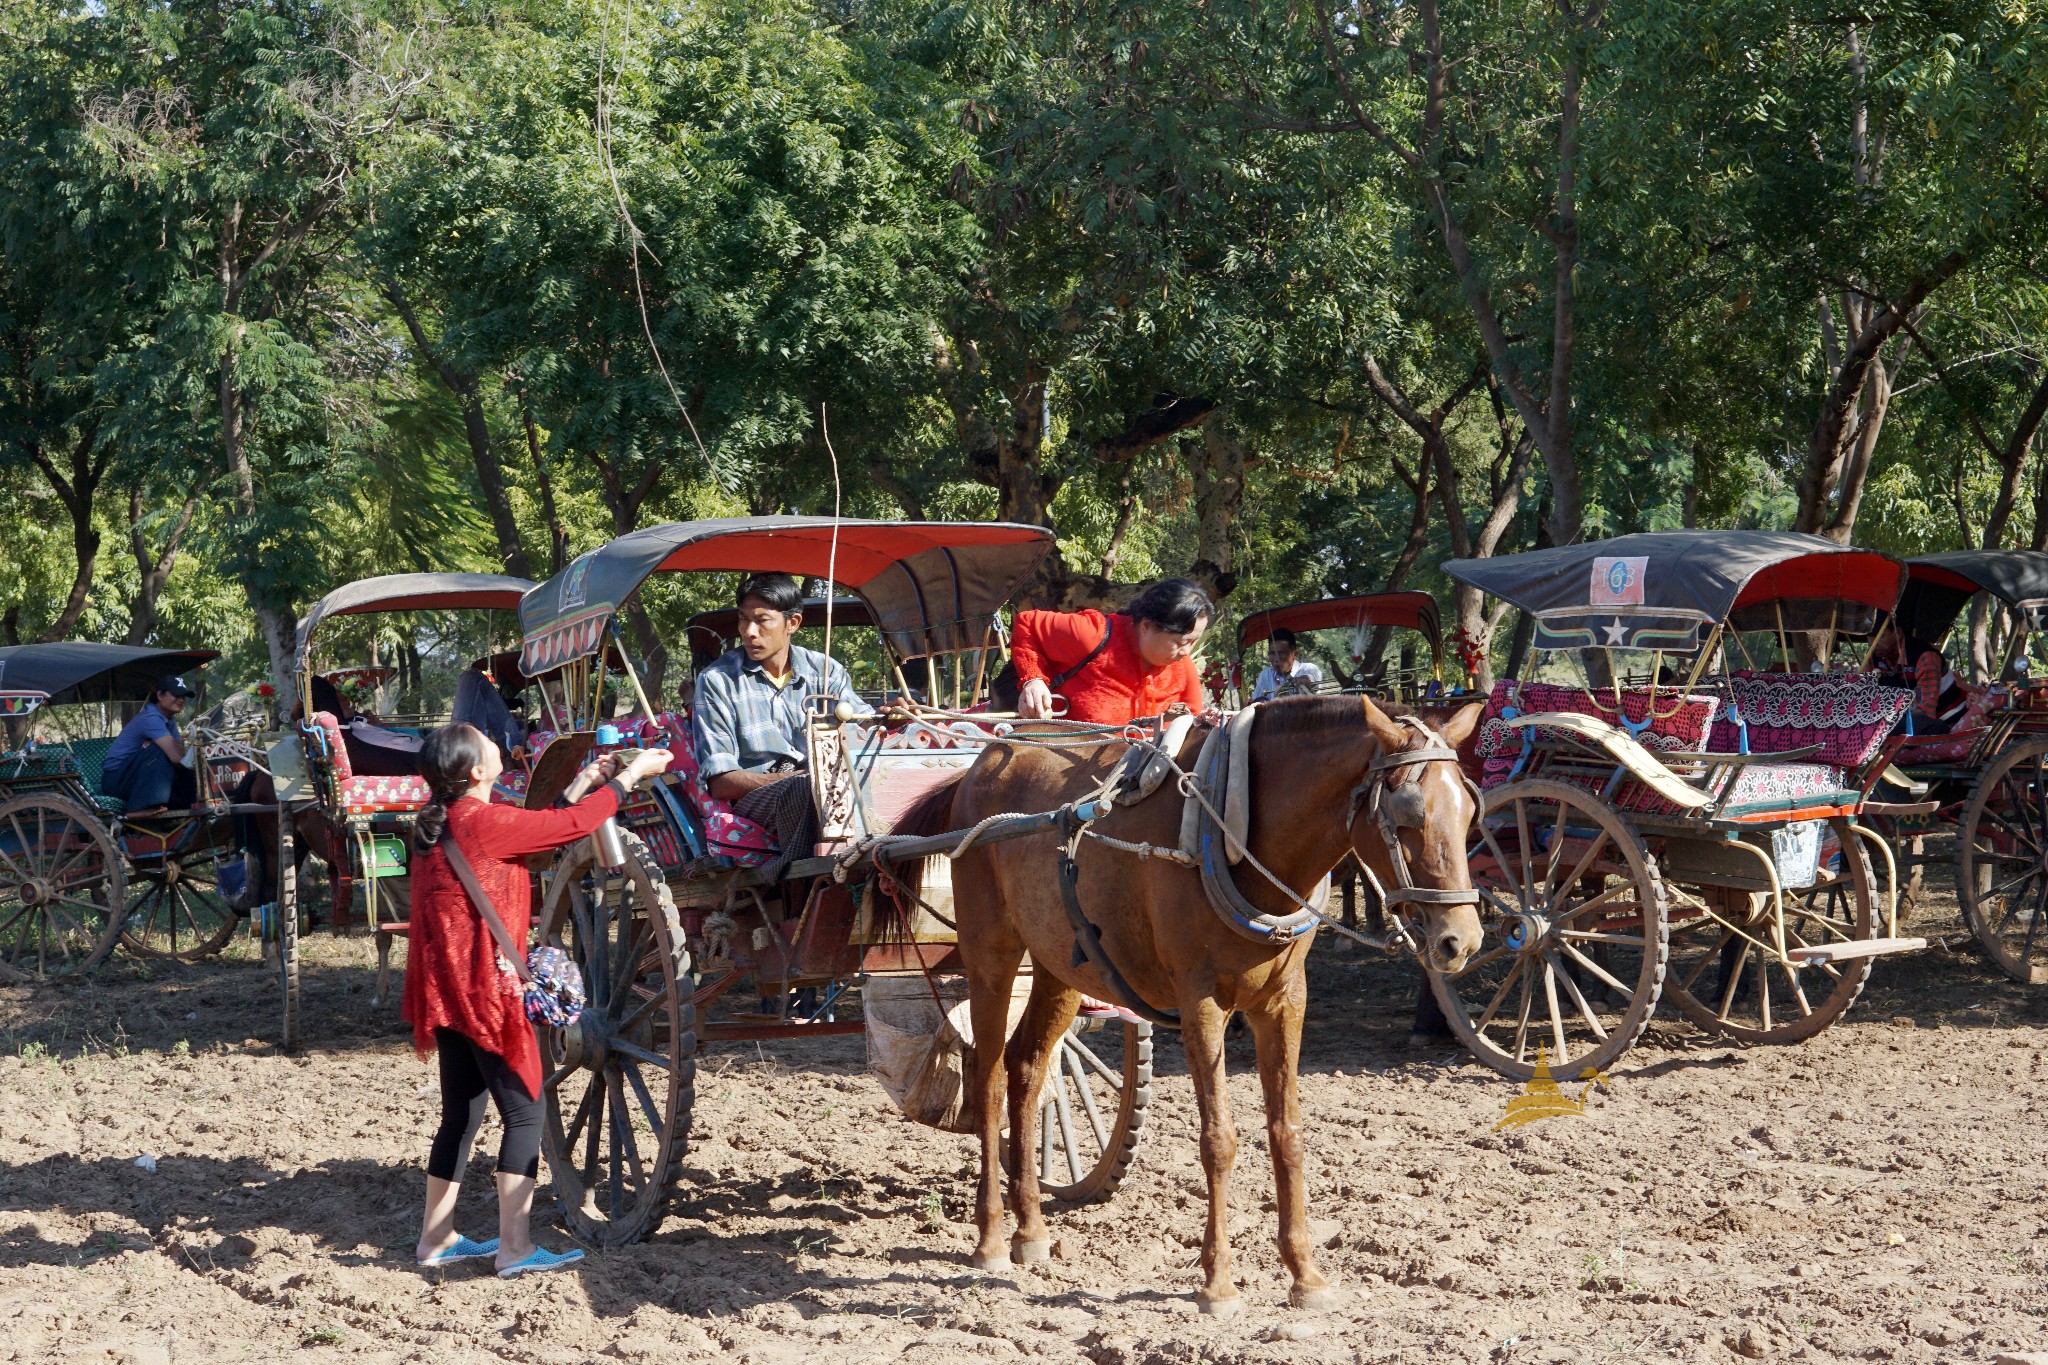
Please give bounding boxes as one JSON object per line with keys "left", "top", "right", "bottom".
{"left": 338, "top": 773, "right": 431, "bottom": 812}
{"left": 308, "top": 711, "right": 353, "bottom": 780}
{"left": 1708, "top": 674, "right": 1911, "bottom": 768}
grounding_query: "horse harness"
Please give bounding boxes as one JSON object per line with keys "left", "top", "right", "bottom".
{"left": 1055, "top": 698, "right": 1478, "bottom": 1029}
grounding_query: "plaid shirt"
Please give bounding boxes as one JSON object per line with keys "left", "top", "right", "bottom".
{"left": 1914, "top": 650, "right": 1945, "bottom": 715}
{"left": 690, "top": 645, "right": 870, "bottom": 780}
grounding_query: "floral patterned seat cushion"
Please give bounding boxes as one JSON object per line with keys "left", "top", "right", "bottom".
{"left": 338, "top": 773, "right": 433, "bottom": 813}
{"left": 1706, "top": 674, "right": 1912, "bottom": 769}
{"left": 1474, "top": 681, "right": 1720, "bottom": 790}
{"left": 665, "top": 740, "right": 776, "bottom": 867}
{"left": 1715, "top": 761, "right": 1854, "bottom": 817}
{"left": 1896, "top": 685, "right": 2004, "bottom": 763}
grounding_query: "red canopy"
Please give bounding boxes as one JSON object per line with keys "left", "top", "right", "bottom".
{"left": 1236, "top": 592, "right": 1442, "bottom": 656}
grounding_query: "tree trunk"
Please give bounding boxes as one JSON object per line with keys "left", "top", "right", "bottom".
{"left": 588, "top": 452, "right": 668, "bottom": 700}
{"left": 1794, "top": 256, "right": 1969, "bottom": 541}
{"left": 26, "top": 428, "right": 108, "bottom": 644}
{"left": 386, "top": 284, "right": 532, "bottom": 578}
{"left": 516, "top": 397, "right": 569, "bottom": 574}
{"left": 124, "top": 486, "right": 199, "bottom": 645}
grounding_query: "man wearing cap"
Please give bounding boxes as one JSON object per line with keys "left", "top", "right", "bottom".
{"left": 102, "top": 675, "right": 199, "bottom": 814}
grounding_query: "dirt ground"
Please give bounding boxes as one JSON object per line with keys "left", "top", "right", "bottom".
{"left": 1, "top": 881, "right": 2044, "bottom": 1365}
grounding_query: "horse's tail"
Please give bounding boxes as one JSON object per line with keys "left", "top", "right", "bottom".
{"left": 870, "top": 774, "right": 967, "bottom": 938}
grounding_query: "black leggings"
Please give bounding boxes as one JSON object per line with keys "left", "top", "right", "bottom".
{"left": 427, "top": 1028, "right": 542, "bottom": 1181}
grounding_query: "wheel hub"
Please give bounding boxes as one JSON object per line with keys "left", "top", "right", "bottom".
{"left": 558, "top": 1013, "right": 610, "bottom": 1072}
{"left": 17, "top": 879, "right": 50, "bottom": 908}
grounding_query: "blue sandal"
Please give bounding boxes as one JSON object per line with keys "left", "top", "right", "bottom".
{"left": 418, "top": 1235, "right": 498, "bottom": 1267}
{"left": 497, "top": 1246, "right": 585, "bottom": 1279}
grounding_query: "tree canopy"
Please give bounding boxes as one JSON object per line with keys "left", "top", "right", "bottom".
{"left": 2, "top": 0, "right": 2044, "bottom": 699}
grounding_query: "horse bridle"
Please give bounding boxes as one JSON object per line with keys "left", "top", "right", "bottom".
{"left": 1346, "top": 705, "right": 1482, "bottom": 911}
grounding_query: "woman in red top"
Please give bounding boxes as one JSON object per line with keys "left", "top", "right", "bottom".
{"left": 1010, "top": 578, "right": 1213, "bottom": 723}
{"left": 403, "top": 723, "right": 671, "bottom": 1277}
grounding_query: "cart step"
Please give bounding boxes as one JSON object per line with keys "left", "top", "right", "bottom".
{"left": 1788, "top": 936, "right": 1927, "bottom": 966}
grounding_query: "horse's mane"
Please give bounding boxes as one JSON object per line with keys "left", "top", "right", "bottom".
{"left": 1247, "top": 694, "right": 1369, "bottom": 737}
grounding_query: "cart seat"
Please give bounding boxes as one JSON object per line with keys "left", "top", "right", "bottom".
{"left": 309, "top": 712, "right": 432, "bottom": 814}
{"left": 1712, "top": 761, "right": 1861, "bottom": 823}
{"left": 1891, "top": 684, "right": 2005, "bottom": 764}
{"left": 1474, "top": 680, "right": 1721, "bottom": 789}
{"left": 664, "top": 742, "right": 776, "bottom": 867}
{"left": 1708, "top": 673, "right": 1911, "bottom": 769}
{"left": 0, "top": 743, "right": 126, "bottom": 813}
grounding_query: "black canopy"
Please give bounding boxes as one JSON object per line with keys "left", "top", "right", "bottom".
{"left": 1899, "top": 551, "right": 2048, "bottom": 642}
{"left": 520, "top": 517, "right": 1056, "bottom": 675}
{"left": 1444, "top": 531, "right": 1903, "bottom": 652}
{"left": 0, "top": 644, "right": 218, "bottom": 706}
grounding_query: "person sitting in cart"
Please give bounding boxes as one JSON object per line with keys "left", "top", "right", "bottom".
{"left": 1250, "top": 626, "right": 1323, "bottom": 701}
{"left": 691, "top": 572, "right": 872, "bottom": 871}
{"left": 1009, "top": 578, "right": 1212, "bottom": 722}
{"left": 100, "top": 674, "right": 199, "bottom": 816}
{"left": 1879, "top": 631, "right": 1968, "bottom": 735}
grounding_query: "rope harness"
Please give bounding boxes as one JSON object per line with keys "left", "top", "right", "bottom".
{"left": 837, "top": 698, "right": 1479, "bottom": 1032}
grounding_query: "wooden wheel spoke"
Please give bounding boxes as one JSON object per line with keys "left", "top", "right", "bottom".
{"left": 622, "top": 1059, "right": 666, "bottom": 1136}
{"left": 1066, "top": 1035, "right": 1124, "bottom": 1090}
{"left": 1512, "top": 800, "right": 1539, "bottom": 909}
{"left": 608, "top": 1037, "right": 674, "bottom": 1073}
{"left": 1551, "top": 952, "right": 1609, "bottom": 1042}
{"left": 1556, "top": 939, "right": 1634, "bottom": 1003}
{"left": 1473, "top": 956, "right": 1527, "bottom": 1031}
{"left": 1062, "top": 1043, "right": 1110, "bottom": 1152}
{"left": 1439, "top": 938, "right": 1512, "bottom": 982}
{"left": 1541, "top": 958, "right": 1569, "bottom": 1060}
{"left": 1715, "top": 941, "right": 1752, "bottom": 1019}
{"left": 606, "top": 1070, "right": 645, "bottom": 1193}
{"left": 1552, "top": 880, "right": 1638, "bottom": 925}
{"left": 1509, "top": 967, "right": 1537, "bottom": 1063}
{"left": 1477, "top": 822, "right": 1528, "bottom": 910}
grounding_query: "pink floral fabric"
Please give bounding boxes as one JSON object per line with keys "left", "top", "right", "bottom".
{"left": 1706, "top": 673, "right": 1911, "bottom": 769}
{"left": 1474, "top": 680, "right": 1720, "bottom": 790}
{"left": 1895, "top": 685, "right": 2005, "bottom": 763}
{"left": 1715, "top": 761, "right": 1850, "bottom": 814}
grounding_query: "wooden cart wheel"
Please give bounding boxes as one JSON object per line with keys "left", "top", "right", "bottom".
{"left": 1432, "top": 779, "right": 1668, "bottom": 1081}
{"left": 121, "top": 845, "right": 238, "bottom": 961}
{"left": 1023, "top": 1017, "right": 1152, "bottom": 1203}
{"left": 1958, "top": 737, "right": 2048, "bottom": 985}
{"left": 1662, "top": 817, "right": 1875, "bottom": 1043}
{"left": 0, "top": 793, "right": 126, "bottom": 983}
{"left": 273, "top": 805, "right": 300, "bottom": 1051}
{"left": 537, "top": 829, "right": 695, "bottom": 1247}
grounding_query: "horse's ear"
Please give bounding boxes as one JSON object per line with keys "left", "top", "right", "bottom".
{"left": 1439, "top": 700, "right": 1485, "bottom": 750}
{"left": 1360, "top": 696, "right": 1411, "bottom": 753}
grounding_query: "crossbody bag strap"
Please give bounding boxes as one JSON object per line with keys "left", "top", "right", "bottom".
{"left": 439, "top": 833, "right": 533, "bottom": 984}
{"left": 1049, "top": 617, "right": 1116, "bottom": 691}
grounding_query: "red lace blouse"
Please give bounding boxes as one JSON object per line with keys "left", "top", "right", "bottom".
{"left": 401, "top": 787, "right": 622, "bottom": 1099}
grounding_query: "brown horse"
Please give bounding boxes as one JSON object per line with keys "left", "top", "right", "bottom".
{"left": 891, "top": 695, "right": 1485, "bottom": 1316}
{"left": 233, "top": 769, "right": 353, "bottom": 924}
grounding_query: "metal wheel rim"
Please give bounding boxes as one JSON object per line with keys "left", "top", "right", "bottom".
{"left": 1434, "top": 779, "right": 1668, "bottom": 1081}
{"left": 0, "top": 794, "right": 127, "bottom": 983}
{"left": 1662, "top": 817, "right": 1876, "bottom": 1043}
{"left": 538, "top": 830, "right": 696, "bottom": 1247}
{"left": 1958, "top": 738, "right": 2048, "bottom": 985}
{"left": 1003, "top": 1017, "right": 1153, "bottom": 1203}
{"left": 120, "top": 848, "right": 238, "bottom": 961}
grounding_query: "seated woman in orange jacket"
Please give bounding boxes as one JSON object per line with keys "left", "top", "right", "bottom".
{"left": 1009, "top": 578, "right": 1212, "bottom": 723}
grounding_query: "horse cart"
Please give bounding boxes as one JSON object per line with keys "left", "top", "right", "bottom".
{"left": 1876, "top": 551, "right": 2048, "bottom": 984}
{"left": 1432, "top": 531, "right": 1933, "bottom": 1079}
{"left": 267, "top": 573, "right": 534, "bottom": 1046}
{"left": 0, "top": 643, "right": 267, "bottom": 978}
{"left": 1233, "top": 590, "right": 1448, "bottom": 702}
{"left": 504, "top": 516, "right": 1180, "bottom": 1245}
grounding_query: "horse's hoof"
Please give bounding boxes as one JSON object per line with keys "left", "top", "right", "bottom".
{"left": 1290, "top": 1283, "right": 1342, "bottom": 1311}
{"left": 1405, "top": 1031, "right": 1454, "bottom": 1050}
{"left": 1010, "top": 1237, "right": 1051, "bottom": 1264}
{"left": 969, "top": 1250, "right": 1012, "bottom": 1272}
{"left": 1196, "top": 1290, "right": 1243, "bottom": 1318}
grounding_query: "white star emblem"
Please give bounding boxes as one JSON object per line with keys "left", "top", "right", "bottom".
{"left": 1601, "top": 618, "right": 1629, "bottom": 647}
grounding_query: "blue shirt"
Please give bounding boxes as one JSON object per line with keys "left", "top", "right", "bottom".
{"left": 690, "top": 645, "right": 870, "bottom": 780}
{"left": 105, "top": 704, "right": 178, "bottom": 778}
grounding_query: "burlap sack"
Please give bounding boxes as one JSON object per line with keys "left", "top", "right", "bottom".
{"left": 864, "top": 973, "right": 1033, "bottom": 1132}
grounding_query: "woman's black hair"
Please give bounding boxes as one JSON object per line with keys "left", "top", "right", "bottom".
{"left": 736, "top": 572, "right": 803, "bottom": 615}
{"left": 1123, "top": 578, "right": 1214, "bottom": 635}
{"left": 414, "top": 723, "right": 492, "bottom": 851}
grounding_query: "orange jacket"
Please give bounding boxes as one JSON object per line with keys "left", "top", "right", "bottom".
{"left": 1009, "top": 609, "right": 1205, "bottom": 724}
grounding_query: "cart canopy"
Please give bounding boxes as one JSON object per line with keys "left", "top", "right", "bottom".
{"left": 519, "top": 517, "right": 1056, "bottom": 676}
{"left": 294, "top": 572, "right": 534, "bottom": 670}
{"left": 1444, "top": 531, "right": 1903, "bottom": 652}
{"left": 1898, "top": 550, "right": 2048, "bottom": 642}
{"left": 1235, "top": 591, "right": 1441, "bottom": 657}
{"left": 684, "top": 597, "right": 874, "bottom": 669}
{"left": 0, "top": 643, "right": 219, "bottom": 705}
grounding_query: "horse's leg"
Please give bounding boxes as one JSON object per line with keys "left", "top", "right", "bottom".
{"left": 1002, "top": 971, "right": 1080, "bottom": 1264}
{"left": 1180, "top": 994, "right": 1243, "bottom": 1316}
{"left": 1244, "top": 979, "right": 1338, "bottom": 1311}
{"left": 958, "top": 865, "right": 1027, "bottom": 1273}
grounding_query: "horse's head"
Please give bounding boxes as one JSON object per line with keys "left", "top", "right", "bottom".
{"left": 1351, "top": 698, "right": 1485, "bottom": 972}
